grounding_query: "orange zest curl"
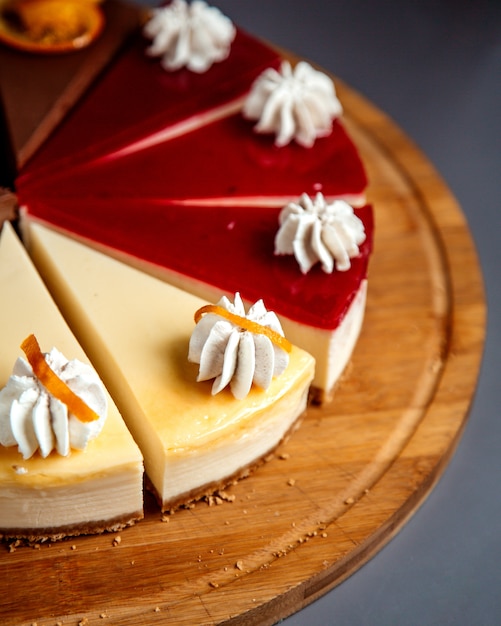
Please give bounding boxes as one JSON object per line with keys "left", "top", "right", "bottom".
{"left": 194, "top": 305, "right": 292, "bottom": 353}
{"left": 20, "top": 334, "right": 100, "bottom": 423}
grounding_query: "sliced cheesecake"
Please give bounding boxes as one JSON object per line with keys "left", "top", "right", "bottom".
{"left": 16, "top": 29, "right": 282, "bottom": 183}
{"left": 22, "top": 198, "right": 372, "bottom": 394}
{"left": 14, "top": 3, "right": 370, "bottom": 400}
{"left": 25, "top": 221, "right": 315, "bottom": 511}
{"left": 20, "top": 111, "right": 366, "bottom": 207}
{"left": 0, "top": 221, "right": 144, "bottom": 542}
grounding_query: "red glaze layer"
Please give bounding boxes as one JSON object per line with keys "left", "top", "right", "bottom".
{"left": 18, "top": 28, "right": 281, "bottom": 186}
{"left": 23, "top": 197, "right": 373, "bottom": 330}
{"left": 16, "top": 17, "right": 371, "bottom": 334}
{"left": 18, "top": 113, "right": 367, "bottom": 204}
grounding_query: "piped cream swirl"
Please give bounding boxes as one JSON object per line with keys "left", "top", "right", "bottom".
{"left": 188, "top": 293, "right": 289, "bottom": 399}
{"left": 243, "top": 60, "right": 342, "bottom": 147}
{"left": 0, "top": 348, "right": 107, "bottom": 459}
{"left": 143, "top": 0, "right": 236, "bottom": 73}
{"left": 275, "top": 193, "right": 366, "bottom": 274}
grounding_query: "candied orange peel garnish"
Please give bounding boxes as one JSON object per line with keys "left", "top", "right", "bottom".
{"left": 20, "top": 334, "right": 100, "bottom": 423}
{"left": 194, "top": 304, "right": 292, "bottom": 353}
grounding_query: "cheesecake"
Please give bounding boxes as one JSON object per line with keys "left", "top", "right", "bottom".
{"left": 15, "top": 27, "right": 282, "bottom": 184}
{"left": 25, "top": 220, "right": 315, "bottom": 510}
{"left": 22, "top": 194, "right": 372, "bottom": 394}
{"left": 1, "top": 0, "right": 373, "bottom": 534}
{"left": 14, "top": 3, "right": 371, "bottom": 398}
{"left": 0, "top": 221, "right": 144, "bottom": 542}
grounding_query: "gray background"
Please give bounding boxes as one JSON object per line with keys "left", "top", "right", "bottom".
{"left": 138, "top": 1, "right": 501, "bottom": 624}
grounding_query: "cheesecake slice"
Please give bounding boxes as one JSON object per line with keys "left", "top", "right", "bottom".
{"left": 22, "top": 198, "right": 372, "bottom": 394}
{"left": 16, "top": 28, "right": 281, "bottom": 184}
{"left": 0, "top": 221, "right": 144, "bottom": 542}
{"left": 0, "top": 0, "right": 142, "bottom": 168}
{"left": 25, "top": 221, "right": 315, "bottom": 511}
{"left": 16, "top": 20, "right": 367, "bottom": 206}
{"left": 21, "top": 111, "right": 366, "bottom": 208}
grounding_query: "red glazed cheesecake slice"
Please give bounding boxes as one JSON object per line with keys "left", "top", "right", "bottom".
{"left": 16, "top": 29, "right": 281, "bottom": 186}
{"left": 20, "top": 111, "right": 367, "bottom": 207}
{"left": 21, "top": 197, "right": 373, "bottom": 393}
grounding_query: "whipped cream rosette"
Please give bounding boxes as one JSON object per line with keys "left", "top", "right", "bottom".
{"left": 143, "top": 0, "right": 236, "bottom": 73}
{"left": 189, "top": 293, "right": 290, "bottom": 400}
{"left": 0, "top": 337, "right": 107, "bottom": 459}
{"left": 243, "top": 60, "right": 343, "bottom": 147}
{"left": 275, "top": 192, "right": 366, "bottom": 274}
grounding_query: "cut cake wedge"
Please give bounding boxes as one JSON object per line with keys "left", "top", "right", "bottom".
{"left": 0, "top": 221, "right": 144, "bottom": 542}
{"left": 25, "top": 221, "right": 315, "bottom": 511}
{"left": 22, "top": 198, "right": 372, "bottom": 394}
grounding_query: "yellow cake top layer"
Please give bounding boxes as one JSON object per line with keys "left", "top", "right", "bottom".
{"left": 26, "top": 221, "right": 315, "bottom": 453}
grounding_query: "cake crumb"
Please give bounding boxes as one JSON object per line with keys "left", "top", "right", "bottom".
{"left": 78, "top": 618, "right": 89, "bottom": 626}
{"left": 321, "top": 532, "right": 328, "bottom": 538}
{"left": 154, "top": 607, "right": 161, "bottom": 613}
{"left": 71, "top": 545, "right": 77, "bottom": 551}
{"left": 209, "top": 581, "right": 219, "bottom": 588}
{"left": 206, "top": 494, "right": 223, "bottom": 506}
{"left": 205, "top": 490, "right": 236, "bottom": 506}
{"left": 287, "top": 478, "right": 296, "bottom": 486}
{"left": 160, "top": 513, "right": 170, "bottom": 522}
{"left": 344, "top": 497, "right": 355, "bottom": 505}
{"left": 100, "top": 612, "right": 108, "bottom": 618}
{"left": 112, "top": 535, "right": 122, "bottom": 547}
{"left": 218, "top": 490, "right": 235, "bottom": 502}
{"left": 8, "top": 539, "right": 21, "bottom": 553}
{"left": 235, "top": 560, "right": 244, "bottom": 571}
{"left": 278, "top": 452, "right": 290, "bottom": 460}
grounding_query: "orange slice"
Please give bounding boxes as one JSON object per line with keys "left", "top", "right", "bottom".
{"left": 194, "top": 304, "right": 293, "bottom": 353}
{"left": 20, "top": 333, "right": 100, "bottom": 422}
{"left": 0, "top": 0, "right": 105, "bottom": 54}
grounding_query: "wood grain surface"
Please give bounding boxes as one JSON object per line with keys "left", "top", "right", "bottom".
{"left": 0, "top": 29, "right": 486, "bottom": 626}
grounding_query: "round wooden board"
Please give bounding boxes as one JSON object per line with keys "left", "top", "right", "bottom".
{"left": 0, "top": 79, "right": 485, "bottom": 625}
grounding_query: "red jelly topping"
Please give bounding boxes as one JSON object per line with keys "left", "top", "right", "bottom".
{"left": 16, "top": 19, "right": 372, "bottom": 334}
{"left": 18, "top": 28, "right": 281, "bottom": 186}
{"left": 23, "top": 196, "right": 373, "bottom": 330}
{"left": 18, "top": 114, "right": 367, "bottom": 204}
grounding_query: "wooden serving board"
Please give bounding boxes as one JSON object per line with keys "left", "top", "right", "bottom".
{"left": 0, "top": 33, "right": 485, "bottom": 626}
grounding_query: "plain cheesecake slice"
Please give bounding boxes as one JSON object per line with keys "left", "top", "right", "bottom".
{"left": 25, "top": 221, "right": 315, "bottom": 511}
{"left": 0, "top": 221, "right": 144, "bottom": 542}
